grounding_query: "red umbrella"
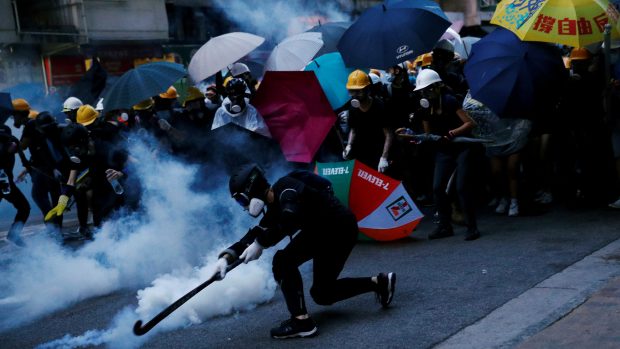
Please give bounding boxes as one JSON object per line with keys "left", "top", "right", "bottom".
{"left": 253, "top": 71, "right": 336, "bottom": 163}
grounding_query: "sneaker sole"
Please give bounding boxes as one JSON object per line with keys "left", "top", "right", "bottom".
{"left": 271, "top": 327, "right": 318, "bottom": 339}
{"left": 383, "top": 272, "right": 396, "bottom": 307}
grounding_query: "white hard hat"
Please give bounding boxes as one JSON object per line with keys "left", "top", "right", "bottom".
{"left": 62, "top": 96, "right": 83, "bottom": 112}
{"left": 228, "top": 62, "right": 250, "bottom": 77}
{"left": 95, "top": 98, "right": 104, "bottom": 112}
{"left": 368, "top": 73, "right": 381, "bottom": 85}
{"left": 414, "top": 69, "right": 442, "bottom": 91}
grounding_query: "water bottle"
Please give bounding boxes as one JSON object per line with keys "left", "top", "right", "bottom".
{"left": 108, "top": 178, "right": 124, "bottom": 195}
{"left": 0, "top": 169, "right": 10, "bottom": 195}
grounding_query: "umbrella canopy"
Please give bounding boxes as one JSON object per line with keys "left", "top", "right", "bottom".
{"left": 306, "top": 21, "right": 352, "bottom": 58}
{"left": 188, "top": 32, "right": 265, "bottom": 82}
{"left": 337, "top": 0, "right": 451, "bottom": 69}
{"left": 102, "top": 62, "right": 186, "bottom": 112}
{"left": 201, "top": 123, "right": 288, "bottom": 174}
{"left": 464, "top": 28, "right": 568, "bottom": 119}
{"left": 455, "top": 36, "right": 480, "bottom": 60}
{"left": 491, "top": 0, "right": 620, "bottom": 47}
{"left": 264, "top": 32, "right": 324, "bottom": 72}
{"left": 317, "top": 160, "right": 423, "bottom": 241}
{"left": 0, "top": 92, "right": 12, "bottom": 125}
{"left": 253, "top": 71, "right": 336, "bottom": 163}
{"left": 304, "top": 52, "right": 354, "bottom": 109}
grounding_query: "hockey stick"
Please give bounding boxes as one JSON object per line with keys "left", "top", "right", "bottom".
{"left": 133, "top": 258, "right": 244, "bottom": 336}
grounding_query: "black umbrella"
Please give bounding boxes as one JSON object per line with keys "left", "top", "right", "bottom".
{"left": 68, "top": 59, "right": 108, "bottom": 105}
{"left": 200, "top": 123, "right": 289, "bottom": 174}
{"left": 0, "top": 92, "right": 12, "bottom": 125}
{"left": 306, "top": 21, "right": 351, "bottom": 58}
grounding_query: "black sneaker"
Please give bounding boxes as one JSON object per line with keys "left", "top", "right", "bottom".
{"left": 376, "top": 272, "right": 396, "bottom": 308}
{"left": 270, "top": 317, "right": 318, "bottom": 339}
{"left": 464, "top": 228, "right": 481, "bottom": 241}
{"left": 428, "top": 225, "right": 454, "bottom": 240}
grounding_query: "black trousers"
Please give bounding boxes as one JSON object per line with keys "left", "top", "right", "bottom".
{"left": 271, "top": 213, "right": 376, "bottom": 317}
{"left": 433, "top": 144, "right": 477, "bottom": 230}
{"left": 0, "top": 182, "right": 30, "bottom": 224}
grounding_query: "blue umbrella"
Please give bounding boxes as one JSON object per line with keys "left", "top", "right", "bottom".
{"left": 304, "top": 52, "right": 354, "bottom": 110}
{"left": 337, "top": 0, "right": 451, "bottom": 69}
{"left": 464, "top": 28, "right": 567, "bottom": 119}
{"left": 306, "top": 21, "right": 352, "bottom": 58}
{"left": 103, "top": 62, "right": 186, "bottom": 112}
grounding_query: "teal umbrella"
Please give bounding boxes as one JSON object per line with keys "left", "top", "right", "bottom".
{"left": 304, "top": 52, "right": 353, "bottom": 110}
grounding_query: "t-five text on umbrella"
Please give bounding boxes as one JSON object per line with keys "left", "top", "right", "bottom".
{"left": 321, "top": 167, "right": 350, "bottom": 176}
{"left": 357, "top": 169, "right": 390, "bottom": 190}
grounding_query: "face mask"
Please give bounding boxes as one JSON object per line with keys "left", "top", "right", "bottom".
{"left": 230, "top": 104, "right": 242, "bottom": 113}
{"left": 420, "top": 98, "right": 430, "bottom": 109}
{"left": 385, "top": 74, "right": 395, "bottom": 83}
{"left": 119, "top": 112, "right": 129, "bottom": 122}
{"left": 248, "top": 198, "right": 265, "bottom": 217}
{"left": 205, "top": 98, "right": 219, "bottom": 110}
{"left": 350, "top": 99, "right": 361, "bottom": 108}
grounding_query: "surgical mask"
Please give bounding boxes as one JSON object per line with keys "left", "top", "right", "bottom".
{"left": 385, "top": 74, "right": 394, "bottom": 83}
{"left": 205, "top": 98, "right": 219, "bottom": 110}
{"left": 248, "top": 198, "right": 265, "bottom": 217}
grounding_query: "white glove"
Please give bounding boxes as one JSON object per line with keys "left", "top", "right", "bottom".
{"left": 342, "top": 144, "right": 352, "bottom": 160}
{"left": 378, "top": 157, "right": 389, "bottom": 173}
{"left": 239, "top": 240, "right": 264, "bottom": 263}
{"left": 214, "top": 257, "right": 228, "bottom": 279}
{"left": 158, "top": 118, "right": 172, "bottom": 131}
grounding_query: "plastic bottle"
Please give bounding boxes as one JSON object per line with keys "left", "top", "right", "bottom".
{"left": 0, "top": 169, "right": 10, "bottom": 195}
{"left": 108, "top": 178, "right": 124, "bottom": 195}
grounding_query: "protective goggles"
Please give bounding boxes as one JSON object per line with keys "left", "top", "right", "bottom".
{"left": 232, "top": 192, "right": 250, "bottom": 208}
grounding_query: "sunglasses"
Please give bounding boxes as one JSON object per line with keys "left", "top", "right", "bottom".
{"left": 233, "top": 192, "right": 250, "bottom": 208}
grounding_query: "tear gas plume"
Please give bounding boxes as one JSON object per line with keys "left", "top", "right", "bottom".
{"left": 212, "top": 0, "right": 352, "bottom": 43}
{"left": 0, "top": 133, "right": 280, "bottom": 347}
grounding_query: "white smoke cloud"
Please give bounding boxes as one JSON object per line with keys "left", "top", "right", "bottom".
{"left": 0, "top": 133, "right": 280, "bottom": 347}
{"left": 212, "top": 0, "right": 352, "bottom": 43}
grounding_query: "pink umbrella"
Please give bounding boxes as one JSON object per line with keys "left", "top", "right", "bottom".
{"left": 253, "top": 71, "right": 336, "bottom": 163}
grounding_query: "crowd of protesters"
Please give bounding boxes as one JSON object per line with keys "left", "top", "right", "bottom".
{"left": 1, "top": 36, "right": 620, "bottom": 247}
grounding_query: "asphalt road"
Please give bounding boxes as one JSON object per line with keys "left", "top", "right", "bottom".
{"left": 1, "top": 204, "right": 620, "bottom": 349}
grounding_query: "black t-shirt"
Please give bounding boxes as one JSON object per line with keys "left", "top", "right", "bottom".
{"left": 421, "top": 93, "right": 466, "bottom": 137}
{"left": 347, "top": 98, "right": 393, "bottom": 166}
{"left": 22, "top": 120, "right": 64, "bottom": 172}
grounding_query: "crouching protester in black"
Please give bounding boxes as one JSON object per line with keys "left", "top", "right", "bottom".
{"left": 214, "top": 164, "right": 396, "bottom": 339}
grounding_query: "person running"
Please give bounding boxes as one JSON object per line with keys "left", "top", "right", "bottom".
{"left": 213, "top": 164, "right": 396, "bottom": 338}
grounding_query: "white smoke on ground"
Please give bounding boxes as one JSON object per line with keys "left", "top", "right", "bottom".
{"left": 0, "top": 134, "right": 279, "bottom": 347}
{"left": 213, "top": 0, "right": 352, "bottom": 43}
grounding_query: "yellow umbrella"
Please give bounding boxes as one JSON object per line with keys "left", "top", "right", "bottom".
{"left": 491, "top": 0, "right": 620, "bottom": 47}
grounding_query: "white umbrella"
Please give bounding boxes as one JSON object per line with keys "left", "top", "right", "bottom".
{"left": 188, "top": 32, "right": 265, "bottom": 83}
{"left": 455, "top": 36, "right": 480, "bottom": 60}
{"left": 264, "top": 32, "right": 323, "bottom": 72}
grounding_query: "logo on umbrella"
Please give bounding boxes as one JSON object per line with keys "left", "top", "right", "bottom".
{"left": 386, "top": 196, "right": 412, "bottom": 221}
{"left": 396, "top": 45, "right": 414, "bottom": 60}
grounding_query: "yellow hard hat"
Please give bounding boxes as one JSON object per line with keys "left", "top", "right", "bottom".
{"left": 76, "top": 105, "right": 99, "bottom": 126}
{"left": 346, "top": 70, "right": 371, "bottom": 90}
{"left": 183, "top": 86, "right": 204, "bottom": 106}
{"left": 133, "top": 98, "right": 154, "bottom": 111}
{"left": 570, "top": 47, "right": 591, "bottom": 61}
{"left": 421, "top": 53, "right": 433, "bottom": 67}
{"left": 28, "top": 110, "right": 39, "bottom": 119}
{"left": 12, "top": 98, "right": 30, "bottom": 111}
{"left": 159, "top": 86, "right": 178, "bottom": 99}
